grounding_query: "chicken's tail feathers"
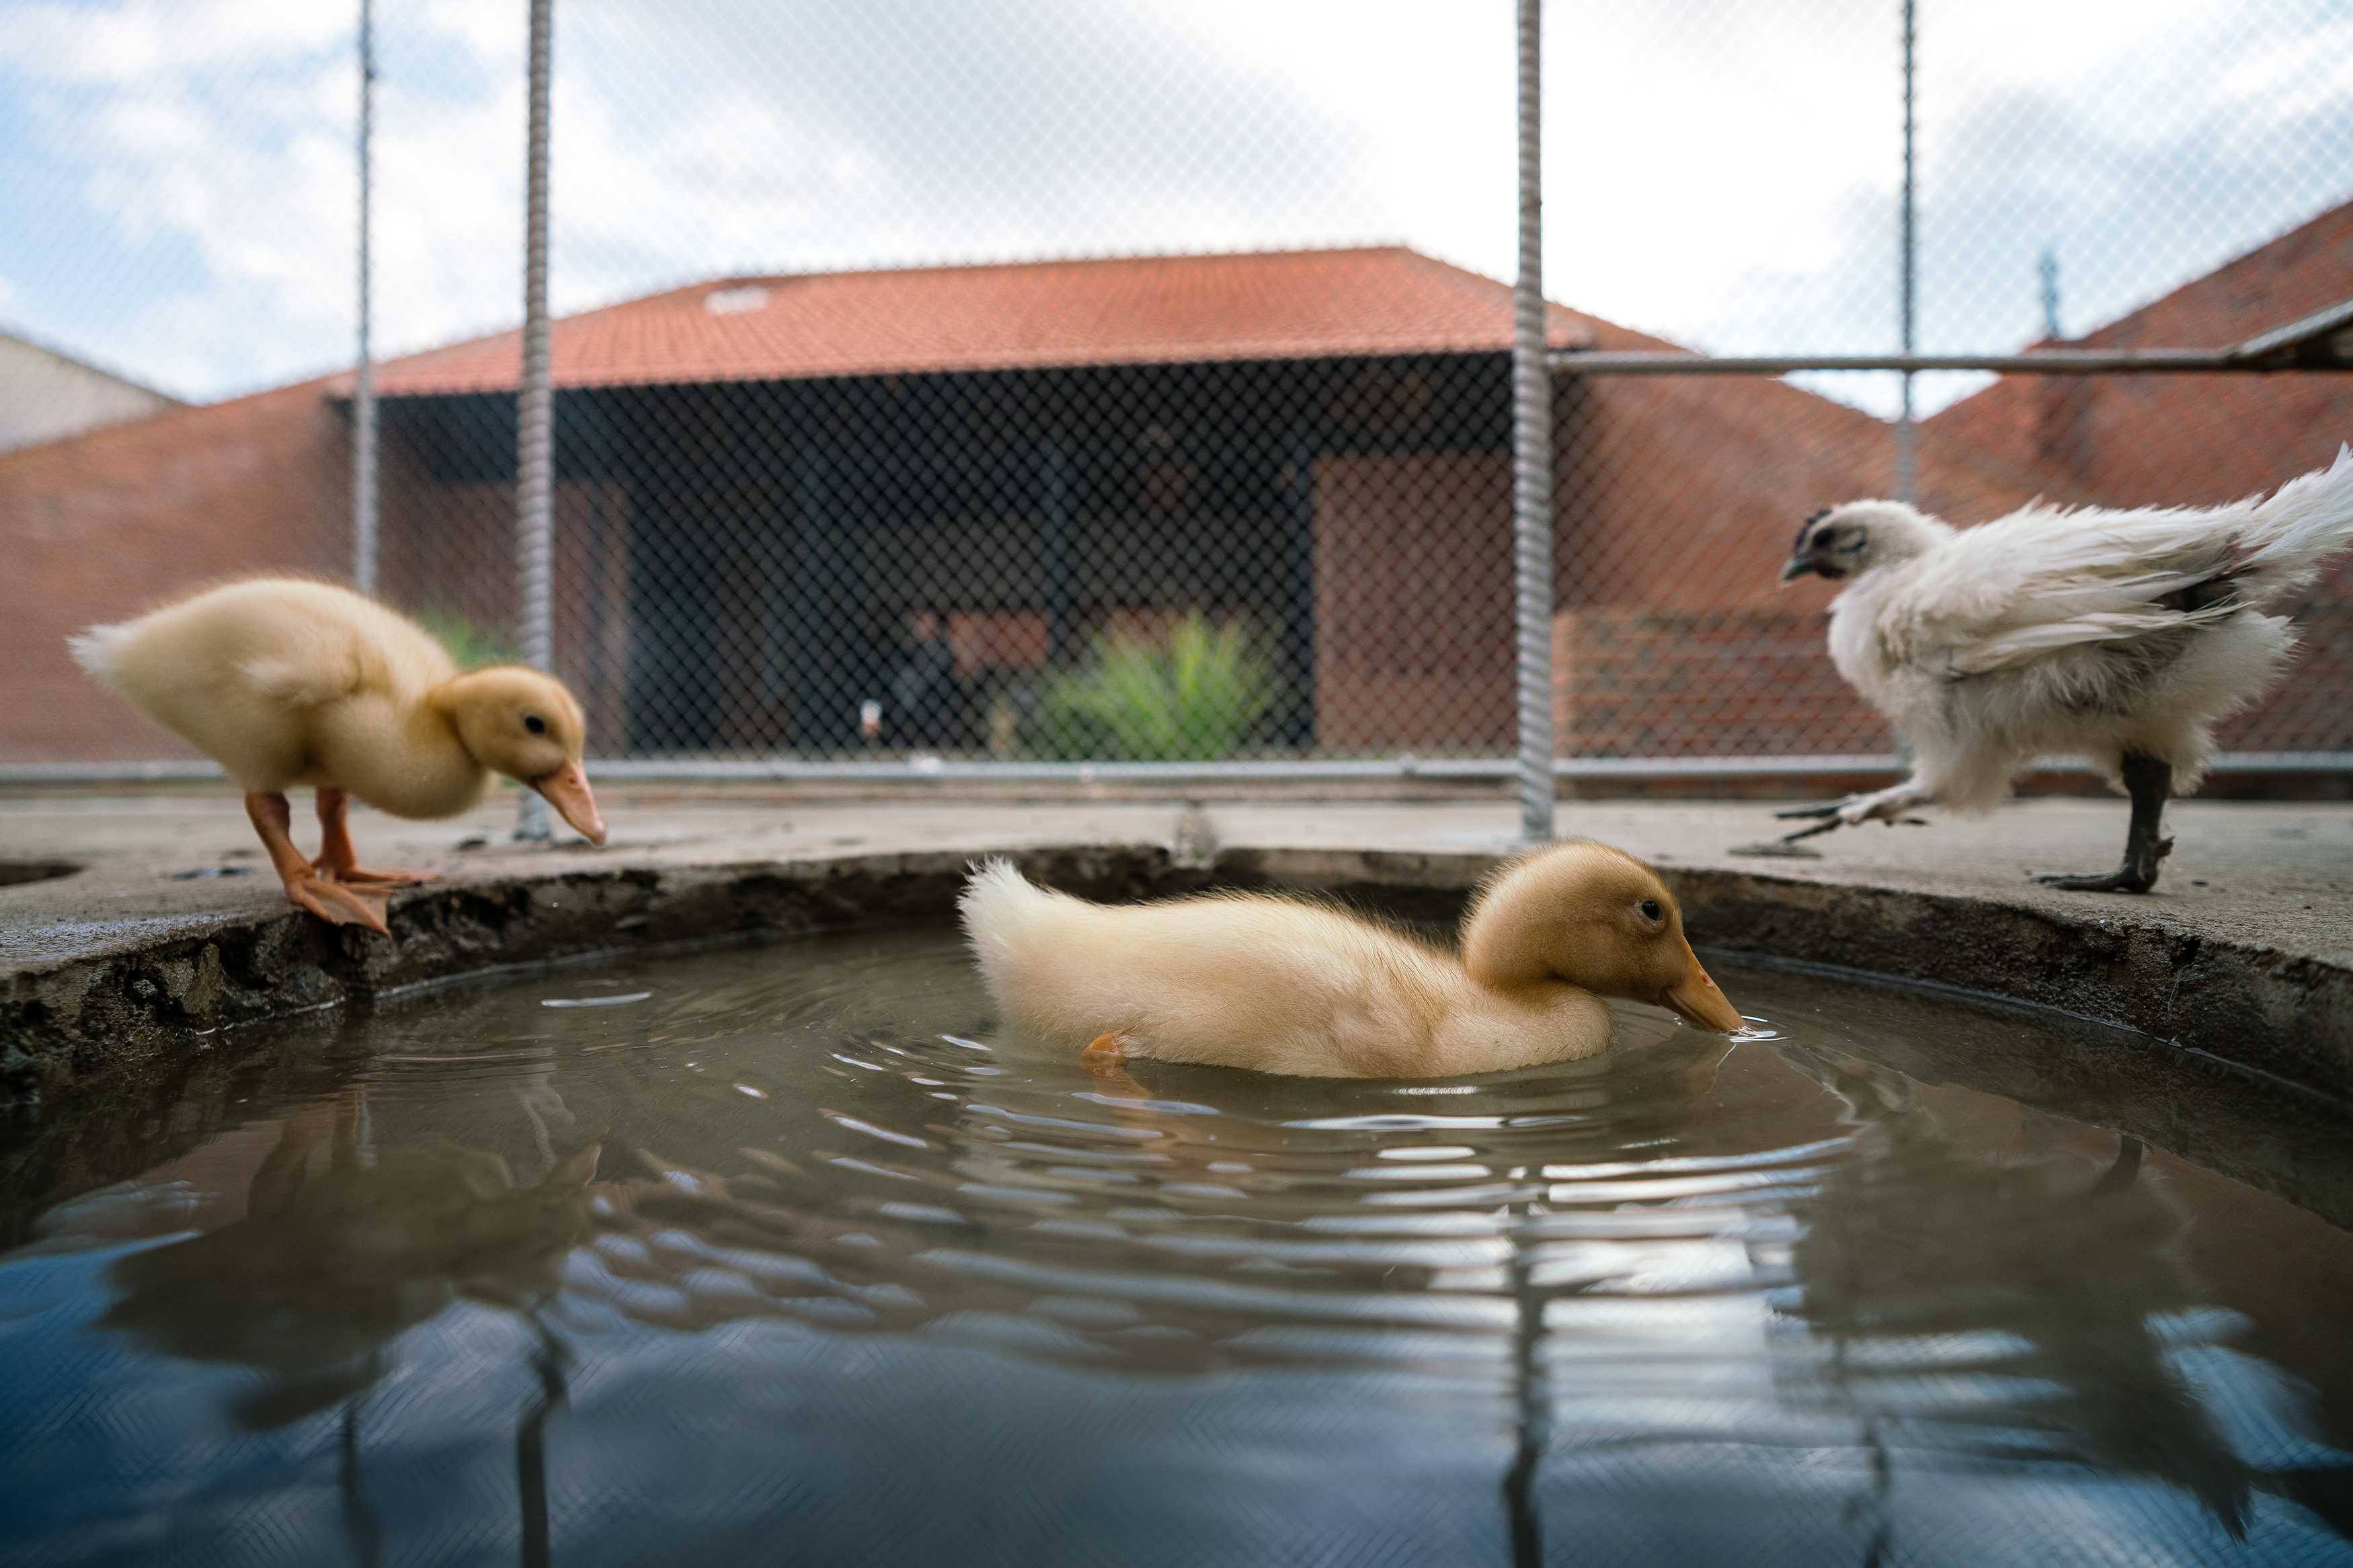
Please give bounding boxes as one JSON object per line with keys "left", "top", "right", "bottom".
{"left": 2238, "top": 443, "right": 2353, "bottom": 598}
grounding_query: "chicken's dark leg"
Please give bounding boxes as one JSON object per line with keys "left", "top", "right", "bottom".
{"left": 313, "top": 787, "right": 435, "bottom": 888}
{"left": 2087, "top": 1135, "right": 2145, "bottom": 1199}
{"left": 2034, "top": 753, "right": 2173, "bottom": 893}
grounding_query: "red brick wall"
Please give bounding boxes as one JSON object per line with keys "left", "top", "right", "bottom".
{"left": 1309, "top": 401, "right": 1953, "bottom": 759}
{"left": 0, "top": 381, "right": 350, "bottom": 763}
{"left": 1540, "top": 371, "right": 2041, "bottom": 759}
{"left": 1313, "top": 450, "right": 1515, "bottom": 751}
{"left": 2223, "top": 565, "right": 2353, "bottom": 753}
{"left": 1553, "top": 605, "right": 1888, "bottom": 758}
{"left": 12, "top": 296, "right": 2343, "bottom": 769}
{"left": 376, "top": 466, "right": 635, "bottom": 748}
{"left": 1560, "top": 375, "right": 2051, "bottom": 616}
{"left": 0, "top": 386, "right": 644, "bottom": 765}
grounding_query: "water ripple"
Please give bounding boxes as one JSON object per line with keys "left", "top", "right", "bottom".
{"left": 11, "top": 926, "right": 2352, "bottom": 1562}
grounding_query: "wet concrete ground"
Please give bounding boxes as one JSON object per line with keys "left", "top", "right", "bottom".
{"left": 3, "top": 785, "right": 2348, "bottom": 970}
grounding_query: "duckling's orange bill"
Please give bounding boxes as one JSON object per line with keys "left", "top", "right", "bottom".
{"left": 1657, "top": 945, "right": 1745, "bottom": 1032}
{"left": 532, "top": 760, "right": 608, "bottom": 845}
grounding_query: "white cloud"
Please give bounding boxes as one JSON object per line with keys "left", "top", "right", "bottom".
{"left": 1, "top": 0, "right": 2348, "bottom": 413}
{"left": 415, "top": 0, "right": 522, "bottom": 74}
{"left": 0, "top": 0, "right": 347, "bottom": 85}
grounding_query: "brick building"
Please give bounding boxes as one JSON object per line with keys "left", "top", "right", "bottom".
{"left": 2, "top": 223, "right": 2346, "bottom": 766}
{"left": 1923, "top": 200, "right": 2353, "bottom": 755}
{"left": 352, "top": 247, "right": 1571, "bottom": 756}
{"left": 0, "top": 379, "right": 351, "bottom": 763}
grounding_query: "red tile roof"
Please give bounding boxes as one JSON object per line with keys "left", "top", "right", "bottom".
{"left": 345, "top": 241, "right": 2065, "bottom": 612}
{"left": 1921, "top": 199, "right": 2353, "bottom": 757}
{"left": 360, "top": 247, "right": 1599, "bottom": 397}
{"left": 1925, "top": 198, "right": 2353, "bottom": 507}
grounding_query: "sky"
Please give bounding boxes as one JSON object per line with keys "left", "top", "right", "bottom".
{"left": 3, "top": 0, "right": 2350, "bottom": 415}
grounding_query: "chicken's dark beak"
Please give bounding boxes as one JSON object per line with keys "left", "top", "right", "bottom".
{"left": 1779, "top": 553, "right": 1819, "bottom": 584}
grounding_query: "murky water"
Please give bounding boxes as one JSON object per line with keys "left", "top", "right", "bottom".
{"left": 5, "top": 928, "right": 2352, "bottom": 1567}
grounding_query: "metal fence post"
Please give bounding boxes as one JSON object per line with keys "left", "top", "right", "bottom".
{"left": 515, "top": 0, "right": 556, "bottom": 841}
{"left": 352, "top": 0, "right": 378, "bottom": 596}
{"left": 1893, "top": 0, "right": 1918, "bottom": 503}
{"left": 1890, "top": 0, "right": 1920, "bottom": 769}
{"left": 1511, "top": 0, "right": 1556, "bottom": 843}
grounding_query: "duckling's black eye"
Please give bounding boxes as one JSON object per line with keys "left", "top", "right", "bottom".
{"left": 1638, "top": 899, "right": 1663, "bottom": 923}
{"left": 524, "top": 714, "right": 547, "bottom": 736}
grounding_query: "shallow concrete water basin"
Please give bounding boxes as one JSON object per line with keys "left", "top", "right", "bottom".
{"left": 3, "top": 925, "right": 2351, "bottom": 1564}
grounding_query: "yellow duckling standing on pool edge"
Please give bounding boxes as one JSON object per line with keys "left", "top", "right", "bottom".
{"left": 959, "top": 841, "right": 1747, "bottom": 1079}
{"left": 73, "top": 578, "right": 607, "bottom": 936}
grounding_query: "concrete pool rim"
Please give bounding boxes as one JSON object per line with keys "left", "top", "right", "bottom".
{"left": 5, "top": 840, "right": 2348, "bottom": 1110}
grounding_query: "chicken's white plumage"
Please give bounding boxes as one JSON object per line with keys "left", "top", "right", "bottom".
{"left": 1866, "top": 446, "right": 2353, "bottom": 679}
{"left": 1782, "top": 446, "right": 2353, "bottom": 891}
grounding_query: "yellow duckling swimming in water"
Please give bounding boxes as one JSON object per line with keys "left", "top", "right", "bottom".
{"left": 959, "top": 841, "right": 1745, "bottom": 1078}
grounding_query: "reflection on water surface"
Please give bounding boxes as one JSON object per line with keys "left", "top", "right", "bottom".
{"left": 5, "top": 930, "right": 2351, "bottom": 1566}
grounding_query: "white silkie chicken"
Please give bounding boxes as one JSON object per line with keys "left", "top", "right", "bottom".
{"left": 1776, "top": 446, "right": 2353, "bottom": 892}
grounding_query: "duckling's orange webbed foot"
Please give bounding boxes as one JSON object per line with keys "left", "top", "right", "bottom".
{"left": 311, "top": 786, "right": 436, "bottom": 887}
{"left": 311, "top": 860, "right": 436, "bottom": 889}
{"left": 247, "top": 790, "right": 393, "bottom": 937}
{"left": 285, "top": 873, "right": 393, "bottom": 934}
{"left": 1082, "top": 1032, "right": 1129, "bottom": 1071}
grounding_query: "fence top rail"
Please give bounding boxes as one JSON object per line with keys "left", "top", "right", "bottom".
{"left": 2237, "top": 294, "right": 2353, "bottom": 362}
{"left": 1551, "top": 347, "right": 2343, "bottom": 376}
{"left": 1552, "top": 297, "right": 2353, "bottom": 376}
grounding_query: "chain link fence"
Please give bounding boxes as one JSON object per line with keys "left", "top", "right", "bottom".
{"left": 1, "top": 1, "right": 2348, "bottom": 776}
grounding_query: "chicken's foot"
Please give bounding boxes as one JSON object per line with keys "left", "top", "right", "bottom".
{"left": 2032, "top": 753, "right": 2173, "bottom": 893}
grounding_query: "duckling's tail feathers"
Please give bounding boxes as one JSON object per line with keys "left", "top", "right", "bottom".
{"left": 67, "top": 622, "right": 133, "bottom": 688}
{"left": 958, "top": 858, "right": 1071, "bottom": 1002}
{"left": 958, "top": 857, "right": 1059, "bottom": 946}
{"left": 960, "top": 854, "right": 1036, "bottom": 910}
